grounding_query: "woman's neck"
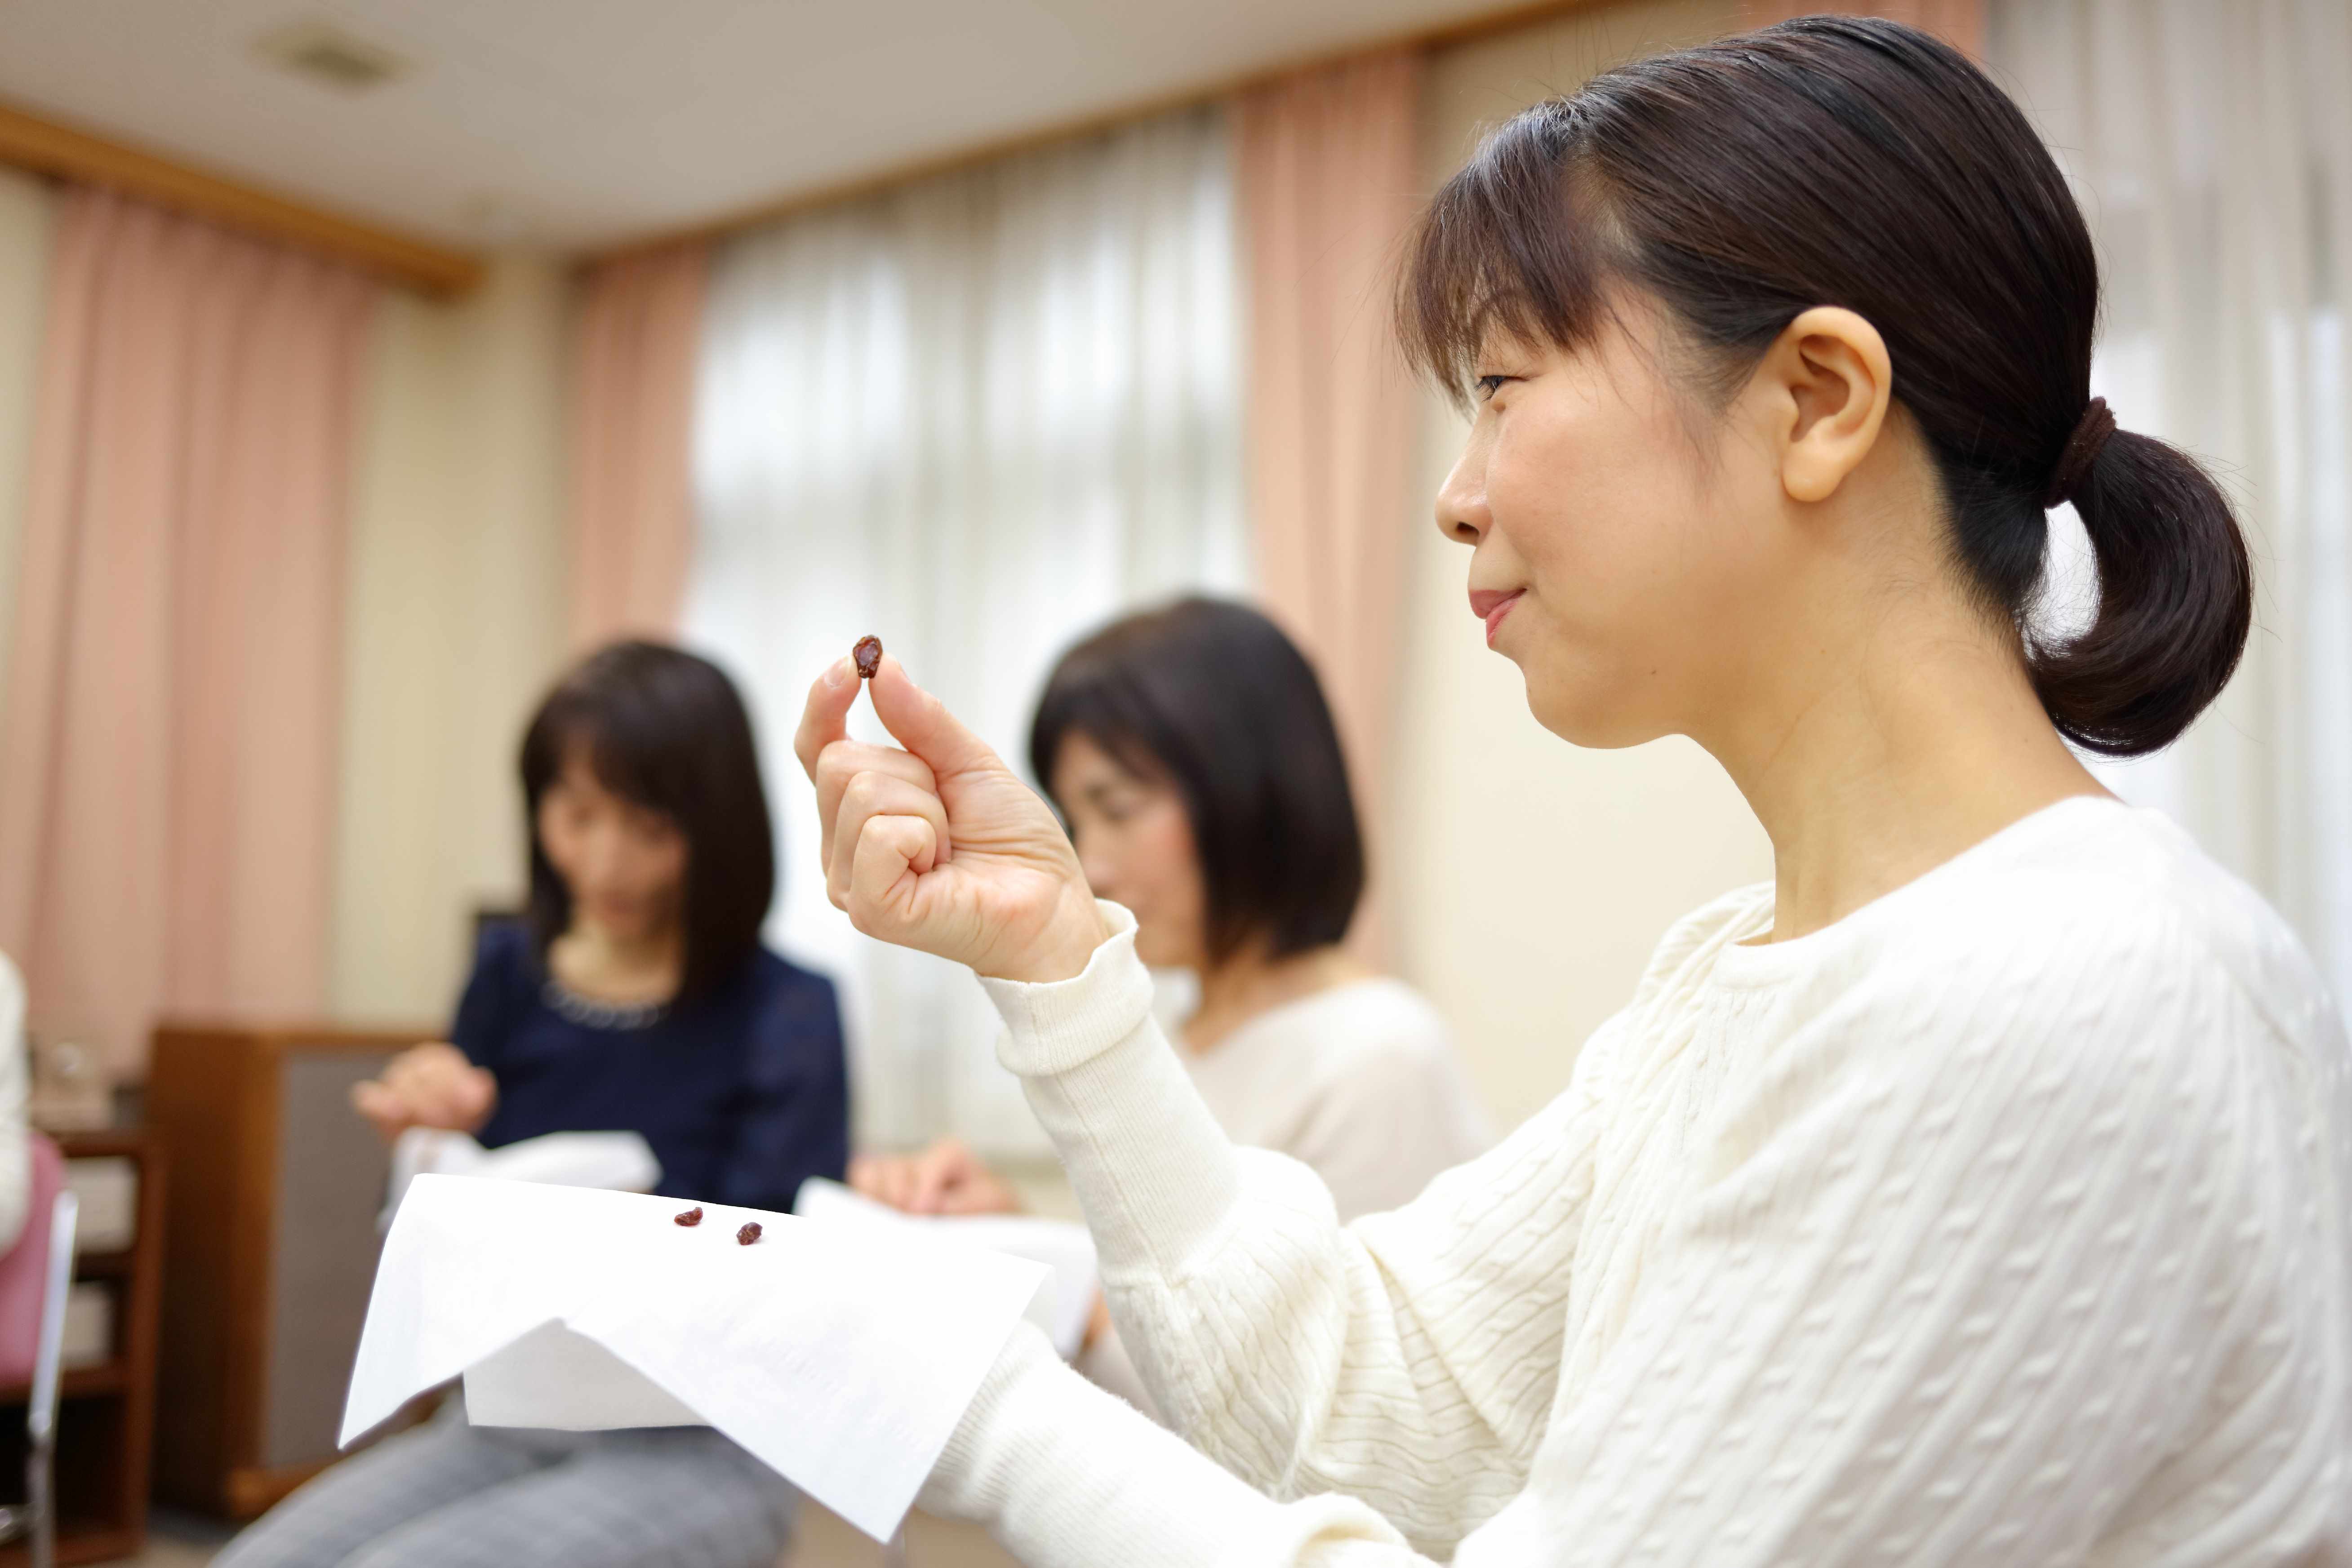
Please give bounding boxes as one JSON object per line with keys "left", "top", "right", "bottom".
{"left": 1183, "top": 942, "right": 1368, "bottom": 1054}
{"left": 551, "top": 915, "right": 684, "bottom": 1005}
{"left": 1708, "top": 591, "right": 2107, "bottom": 945}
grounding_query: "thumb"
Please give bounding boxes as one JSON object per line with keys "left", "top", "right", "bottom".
{"left": 793, "top": 656, "right": 863, "bottom": 784}
{"left": 867, "top": 657, "right": 1001, "bottom": 780}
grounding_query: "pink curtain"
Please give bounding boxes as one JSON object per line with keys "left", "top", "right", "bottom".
{"left": 565, "top": 243, "right": 707, "bottom": 650}
{"left": 1237, "top": 49, "right": 1423, "bottom": 959}
{"left": 0, "top": 188, "right": 375, "bottom": 1077}
{"left": 1742, "top": 0, "right": 1984, "bottom": 56}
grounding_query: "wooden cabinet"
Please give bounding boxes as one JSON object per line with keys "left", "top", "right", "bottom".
{"left": 147, "top": 1024, "right": 429, "bottom": 1520}
{"left": 0, "top": 1130, "right": 166, "bottom": 1566}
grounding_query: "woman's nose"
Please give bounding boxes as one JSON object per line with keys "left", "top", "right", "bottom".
{"left": 578, "top": 822, "right": 630, "bottom": 885}
{"left": 1435, "top": 438, "right": 1490, "bottom": 546}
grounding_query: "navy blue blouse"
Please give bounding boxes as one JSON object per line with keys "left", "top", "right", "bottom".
{"left": 451, "top": 923, "right": 849, "bottom": 1213}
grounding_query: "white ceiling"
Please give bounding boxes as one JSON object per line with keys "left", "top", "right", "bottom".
{"left": 0, "top": 0, "right": 1508, "bottom": 251}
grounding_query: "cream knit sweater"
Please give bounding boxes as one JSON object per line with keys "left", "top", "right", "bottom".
{"left": 922, "top": 798, "right": 2352, "bottom": 1566}
{"left": 1081, "top": 977, "right": 1494, "bottom": 1414}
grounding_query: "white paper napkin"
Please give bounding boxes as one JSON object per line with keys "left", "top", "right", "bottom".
{"left": 792, "top": 1177, "right": 1100, "bottom": 1358}
{"left": 342, "top": 1174, "right": 1049, "bottom": 1541}
{"left": 380, "top": 1129, "right": 662, "bottom": 1229}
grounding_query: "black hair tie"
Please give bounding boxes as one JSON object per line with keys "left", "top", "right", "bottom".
{"left": 2044, "top": 397, "right": 2117, "bottom": 509}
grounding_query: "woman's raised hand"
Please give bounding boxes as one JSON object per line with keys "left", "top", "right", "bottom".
{"left": 350, "top": 1041, "right": 498, "bottom": 1145}
{"left": 795, "top": 654, "right": 1108, "bottom": 983}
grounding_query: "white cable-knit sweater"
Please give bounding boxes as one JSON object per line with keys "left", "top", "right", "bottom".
{"left": 921, "top": 798, "right": 2352, "bottom": 1566}
{"left": 1081, "top": 978, "right": 1494, "bottom": 1413}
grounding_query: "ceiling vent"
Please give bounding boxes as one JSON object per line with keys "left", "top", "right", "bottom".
{"left": 254, "top": 21, "right": 412, "bottom": 92}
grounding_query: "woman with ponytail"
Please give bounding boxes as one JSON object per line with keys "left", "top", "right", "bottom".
{"left": 795, "top": 18, "right": 2350, "bottom": 1566}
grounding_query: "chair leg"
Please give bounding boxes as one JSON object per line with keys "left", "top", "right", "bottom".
{"left": 25, "top": 1188, "right": 75, "bottom": 1568}
{"left": 27, "top": 1433, "right": 51, "bottom": 1568}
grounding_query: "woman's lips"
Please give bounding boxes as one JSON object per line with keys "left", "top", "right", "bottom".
{"left": 1469, "top": 588, "right": 1525, "bottom": 645}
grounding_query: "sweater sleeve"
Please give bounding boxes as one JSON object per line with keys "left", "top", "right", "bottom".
{"left": 1286, "top": 1021, "right": 1494, "bottom": 1222}
{"left": 920, "top": 1322, "right": 1420, "bottom": 1568}
{"left": 920, "top": 892, "right": 2315, "bottom": 1568}
{"left": 973, "top": 905, "right": 1612, "bottom": 1554}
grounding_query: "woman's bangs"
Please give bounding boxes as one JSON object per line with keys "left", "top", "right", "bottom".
{"left": 538, "top": 695, "right": 680, "bottom": 821}
{"left": 1398, "top": 102, "right": 1616, "bottom": 404}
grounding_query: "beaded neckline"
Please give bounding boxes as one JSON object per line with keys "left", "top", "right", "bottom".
{"left": 540, "top": 977, "right": 669, "bottom": 1031}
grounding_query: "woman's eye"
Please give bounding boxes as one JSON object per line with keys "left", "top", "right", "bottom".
{"left": 1474, "top": 374, "right": 1513, "bottom": 401}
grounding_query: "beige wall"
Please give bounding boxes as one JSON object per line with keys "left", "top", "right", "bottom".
{"left": 1385, "top": 0, "right": 1771, "bottom": 1133}
{"left": 328, "top": 255, "right": 571, "bottom": 1028}
{"left": 0, "top": 169, "right": 54, "bottom": 728}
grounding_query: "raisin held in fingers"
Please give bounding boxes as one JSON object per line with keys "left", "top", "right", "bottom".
{"left": 737, "top": 1222, "right": 763, "bottom": 1245}
{"left": 674, "top": 1207, "right": 703, "bottom": 1227}
{"left": 853, "top": 635, "right": 883, "bottom": 680}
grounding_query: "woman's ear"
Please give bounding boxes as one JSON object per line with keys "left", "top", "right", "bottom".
{"left": 1754, "top": 306, "right": 1894, "bottom": 504}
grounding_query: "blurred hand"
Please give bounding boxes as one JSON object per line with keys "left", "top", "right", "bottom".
{"left": 848, "top": 1137, "right": 1024, "bottom": 1216}
{"left": 350, "top": 1041, "right": 497, "bottom": 1145}
{"left": 1085, "top": 1289, "right": 1113, "bottom": 1350}
{"left": 795, "top": 654, "right": 1107, "bottom": 983}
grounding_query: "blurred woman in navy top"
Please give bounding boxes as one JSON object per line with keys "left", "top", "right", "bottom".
{"left": 449, "top": 921, "right": 844, "bottom": 1211}
{"left": 449, "top": 931, "right": 846, "bottom": 1213}
{"left": 349, "top": 640, "right": 849, "bottom": 1210}
{"left": 222, "top": 641, "right": 842, "bottom": 1568}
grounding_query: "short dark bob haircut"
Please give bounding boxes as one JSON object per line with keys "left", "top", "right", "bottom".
{"left": 519, "top": 640, "right": 775, "bottom": 1000}
{"left": 1028, "top": 597, "right": 1364, "bottom": 965}
{"left": 1400, "top": 16, "right": 2249, "bottom": 758}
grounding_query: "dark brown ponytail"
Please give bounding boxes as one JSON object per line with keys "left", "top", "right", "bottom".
{"left": 1400, "top": 16, "right": 2250, "bottom": 756}
{"left": 2033, "top": 430, "right": 2251, "bottom": 754}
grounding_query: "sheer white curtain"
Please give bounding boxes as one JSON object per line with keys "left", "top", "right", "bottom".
{"left": 684, "top": 106, "right": 1245, "bottom": 1152}
{"left": 1993, "top": 0, "right": 2352, "bottom": 999}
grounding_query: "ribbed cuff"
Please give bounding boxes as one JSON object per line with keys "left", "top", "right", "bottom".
{"left": 979, "top": 902, "right": 1155, "bottom": 1077}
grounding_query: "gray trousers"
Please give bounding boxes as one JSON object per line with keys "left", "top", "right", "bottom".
{"left": 213, "top": 1400, "right": 797, "bottom": 1568}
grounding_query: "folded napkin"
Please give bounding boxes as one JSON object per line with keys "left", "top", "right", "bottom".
{"left": 342, "top": 1174, "right": 1049, "bottom": 1540}
{"left": 793, "top": 1177, "right": 1100, "bottom": 1358}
